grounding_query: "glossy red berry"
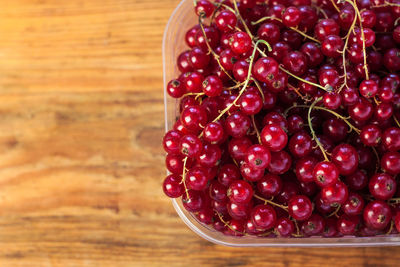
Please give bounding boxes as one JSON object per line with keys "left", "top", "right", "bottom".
{"left": 360, "top": 124, "right": 381, "bottom": 146}
{"left": 257, "top": 174, "right": 283, "bottom": 198}
{"left": 261, "top": 124, "right": 288, "bottom": 152}
{"left": 369, "top": 173, "right": 396, "bottom": 200}
{"left": 252, "top": 57, "right": 279, "bottom": 83}
{"left": 202, "top": 75, "right": 223, "bottom": 97}
{"left": 283, "top": 6, "right": 301, "bottom": 27}
{"left": 231, "top": 31, "right": 252, "bottom": 55}
{"left": 245, "top": 144, "right": 271, "bottom": 170}
{"left": 227, "top": 180, "right": 254, "bottom": 204}
{"left": 331, "top": 144, "right": 359, "bottom": 176}
{"left": 359, "top": 79, "right": 379, "bottom": 98}
{"left": 179, "top": 134, "right": 203, "bottom": 158}
{"left": 288, "top": 195, "right": 313, "bottom": 221}
{"left": 382, "top": 127, "right": 400, "bottom": 152}
{"left": 381, "top": 151, "right": 400, "bottom": 175}
{"left": 275, "top": 217, "right": 295, "bottom": 237}
{"left": 215, "top": 10, "right": 237, "bottom": 32}
{"left": 343, "top": 192, "right": 364, "bottom": 216}
{"left": 313, "top": 161, "right": 339, "bottom": 187}
{"left": 195, "top": 0, "right": 214, "bottom": 18}
{"left": 321, "top": 181, "right": 349, "bottom": 206}
{"left": 288, "top": 131, "right": 313, "bottom": 158}
{"left": 163, "top": 174, "right": 185, "bottom": 198}
{"left": 295, "top": 157, "right": 318, "bottom": 183}
{"left": 363, "top": 200, "right": 392, "bottom": 230}
{"left": 251, "top": 204, "right": 277, "bottom": 230}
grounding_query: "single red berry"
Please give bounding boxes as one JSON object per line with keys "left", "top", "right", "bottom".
{"left": 245, "top": 144, "right": 271, "bottom": 170}
{"left": 182, "top": 190, "right": 205, "bottom": 212}
{"left": 230, "top": 31, "right": 252, "bottom": 55}
{"left": 225, "top": 111, "right": 251, "bottom": 138}
{"left": 321, "top": 35, "right": 343, "bottom": 58}
{"left": 179, "top": 134, "right": 203, "bottom": 158}
{"left": 195, "top": 0, "right": 214, "bottom": 18}
{"left": 321, "top": 181, "right": 349, "bottom": 206}
{"left": 252, "top": 57, "right": 279, "bottom": 83}
{"left": 261, "top": 124, "right": 288, "bottom": 152}
{"left": 369, "top": 173, "right": 396, "bottom": 200}
{"left": 342, "top": 192, "right": 364, "bottom": 216}
{"left": 301, "top": 214, "right": 325, "bottom": 236}
{"left": 275, "top": 217, "right": 295, "bottom": 237}
{"left": 360, "top": 124, "right": 381, "bottom": 146}
{"left": 202, "top": 75, "right": 223, "bottom": 97}
{"left": 359, "top": 79, "right": 379, "bottom": 98}
{"left": 257, "top": 174, "right": 283, "bottom": 198}
{"left": 313, "top": 161, "right": 339, "bottom": 187}
{"left": 282, "top": 6, "right": 301, "bottom": 27}
{"left": 215, "top": 10, "right": 237, "bottom": 32}
{"left": 288, "top": 131, "right": 313, "bottom": 158}
{"left": 288, "top": 195, "right": 313, "bottom": 221}
{"left": 381, "top": 151, "right": 400, "bottom": 175}
{"left": 363, "top": 200, "right": 392, "bottom": 230}
{"left": 240, "top": 162, "right": 264, "bottom": 182}
{"left": 163, "top": 174, "right": 185, "bottom": 198}
{"left": 251, "top": 204, "right": 277, "bottom": 230}
{"left": 227, "top": 180, "right": 254, "bottom": 204}
{"left": 382, "top": 127, "right": 400, "bottom": 152}
{"left": 218, "top": 163, "right": 240, "bottom": 187}
{"left": 337, "top": 215, "right": 359, "bottom": 235}
{"left": 331, "top": 144, "right": 359, "bottom": 175}
{"left": 267, "top": 151, "right": 292, "bottom": 175}
{"left": 295, "top": 156, "right": 318, "bottom": 183}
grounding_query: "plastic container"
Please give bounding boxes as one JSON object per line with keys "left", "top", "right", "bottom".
{"left": 162, "top": 0, "right": 400, "bottom": 247}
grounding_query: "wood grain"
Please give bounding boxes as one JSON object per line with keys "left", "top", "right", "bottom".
{"left": 0, "top": 0, "right": 398, "bottom": 266}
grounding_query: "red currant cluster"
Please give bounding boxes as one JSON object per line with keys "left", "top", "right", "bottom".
{"left": 163, "top": 0, "right": 400, "bottom": 238}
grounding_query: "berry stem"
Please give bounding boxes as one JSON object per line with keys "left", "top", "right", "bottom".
{"left": 308, "top": 97, "right": 330, "bottom": 162}
{"left": 251, "top": 17, "right": 321, "bottom": 44}
{"left": 287, "top": 104, "right": 361, "bottom": 134}
{"left": 216, "top": 211, "right": 247, "bottom": 235}
{"left": 386, "top": 220, "right": 394, "bottom": 235}
{"left": 232, "top": 0, "right": 253, "bottom": 40}
{"left": 337, "top": 0, "right": 358, "bottom": 92}
{"left": 327, "top": 204, "right": 341, "bottom": 218}
{"left": 344, "top": 0, "right": 369, "bottom": 80}
{"left": 393, "top": 115, "right": 400, "bottom": 128}
{"left": 280, "top": 66, "right": 331, "bottom": 92}
{"left": 198, "top": 14, "right": 235, "bottom": 81}
{"left": 330, "top": 0, "right": 341, "bottom": 12}
{"left": 251, "top": 115, "right": 262, "bottom": 144}
{"left": 180, "top": 157, "right": 190, "bottom": 199}
{"left": 212, "top": 39, "right": 271, "bottom": 123}
{"left": 251, "top": 78, "right": 265, "bottom": 102}
{"left": 371, "top": 146, "right": 380, "bottom": 173}
{"left": 254, "top": 194, "right": 289, "bottom": 211}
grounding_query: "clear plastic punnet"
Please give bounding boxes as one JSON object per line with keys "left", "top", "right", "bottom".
{"left": 162, "top": 0, "right": 400, "bottom": 247}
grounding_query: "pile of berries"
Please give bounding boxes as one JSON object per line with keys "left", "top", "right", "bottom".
{"left": 162, "top": 0, "right": 400, "bottom": 238}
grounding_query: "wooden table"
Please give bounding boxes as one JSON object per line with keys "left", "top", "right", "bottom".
{"left": 0, "top": 0, "right": 399, "bottom": 266}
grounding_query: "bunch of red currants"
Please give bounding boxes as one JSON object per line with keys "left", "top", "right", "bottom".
{"left": 163, "top": 0, "right": 400, "bottom": 237}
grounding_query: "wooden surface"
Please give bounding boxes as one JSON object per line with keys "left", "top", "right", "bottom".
{"left": 0, "top": 0, "right": 398, "bottom": 266}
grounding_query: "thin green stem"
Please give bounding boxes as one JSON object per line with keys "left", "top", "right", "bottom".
{"left": 254, "top": 194, "right": 289, "bottom": 211}
{"left": 251, "top": 115, "right": 261, "bottom": 144}
{"left": 308, "top": 97, "right": 330, "bottom": 162}
{"left": 180, "top": 157, "right": 190, "bottom": 199}
{"left": 212, "top": 39, "right": 271, "bottom": 123}
{"left": 251, "top": 17, "right": 321, "bottom": 44}
{"left": 216, "top": 211, "right": 247, "bottom": 235}
{"left": 198, "top": 15, "right": 235, "bottom": 81}
{"left": 280, "top": 66, "right": 330, "bottom": 92}
{"left": 287, "top": 104, "right": 361, "bottom": 134}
